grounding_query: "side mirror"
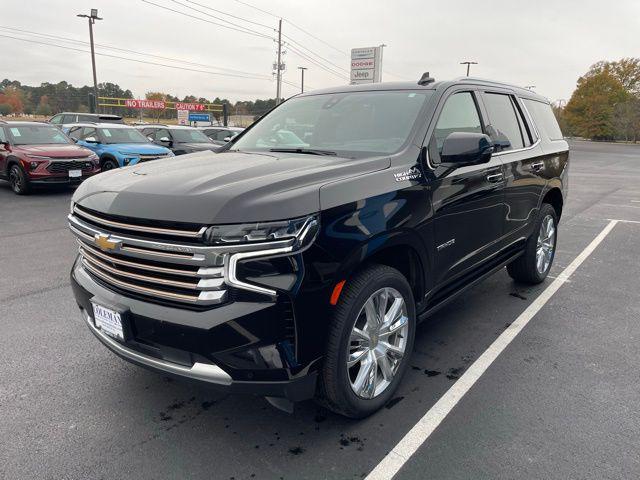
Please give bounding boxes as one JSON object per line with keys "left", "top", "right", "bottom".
{"left": 1, "top": 141, "right": 10, "bottom": 151}
{"left": 147, "top": 136, "right": 154, "bottom": 142}
{"left": 84, "top": 136, "right": 98, "bottom": 143}
{"left": 223, "top": 136, "right": 231, "bottom": 142}
{"left": 440, "top": 132, "right": 494, "bottom": 167}
{"left": 159, "top": 136, "right": 171, "bottom": 143}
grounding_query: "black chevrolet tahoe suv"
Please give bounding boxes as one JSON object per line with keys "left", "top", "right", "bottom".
{"left": 69, "top": 76, "right": 569, "bottom": 418}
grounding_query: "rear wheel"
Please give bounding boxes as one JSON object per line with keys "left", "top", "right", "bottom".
{"left": 507, "top": 203, "right": 558, "bottom": 283}
{"left": 101, "top": 159, "right": 118, "bottom": 171}
{"left": 318, "top": 264, "right": 416, "bottom": 418}
{"left": 8, "top": 164, "right": 30, "bottom": 195}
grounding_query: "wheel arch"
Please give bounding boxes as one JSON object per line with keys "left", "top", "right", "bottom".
{"left": 335, "top": 230, "right": 430, "bottom": 305}
{"left": 542, "top": 185, "right": 563, "bottom": 219}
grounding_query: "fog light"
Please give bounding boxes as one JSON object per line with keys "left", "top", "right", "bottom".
{"left": 30, "top": 161, "right": 38, "bottom": 170}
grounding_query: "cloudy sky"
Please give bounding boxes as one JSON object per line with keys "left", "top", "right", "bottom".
{"left": 2, "top": 0, "right": 639, "bottom": 102}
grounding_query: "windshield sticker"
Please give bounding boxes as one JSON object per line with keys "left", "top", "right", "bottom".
{"left": 103, "top": 129, "right": 112, "bottom": 137}
{"left": 394, "top": 166, "right": 422, "bottom": 182}
{"left": 10, "top": 128, "right": 21, "bottom": 137}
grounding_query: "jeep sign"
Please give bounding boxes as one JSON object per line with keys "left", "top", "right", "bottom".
{"left": 350, "top": 46, "right": 383, "bottom": 84}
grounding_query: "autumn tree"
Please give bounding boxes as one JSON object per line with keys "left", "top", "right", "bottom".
{"left": 586, "top": 58, "right": 640, "bottom": 95}
{"left": 565, "top": 71, "right": 629, "bottom": 140}
{"left": 0, "top": 86, "right": 25, "bottom": 113}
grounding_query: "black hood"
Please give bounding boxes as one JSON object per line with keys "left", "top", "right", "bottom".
{"left": 73, "top": 150, "right": 390, "bottom": 224}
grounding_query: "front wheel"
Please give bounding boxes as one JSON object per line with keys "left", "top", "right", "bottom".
{"left": 9, "top": 164, "right": 30, "bottom": 195}
{"left": 318, "top": 264, "right": 416, "bottom": 418}
{"left": 101, "top": 159, "right": 119, "bottom": 171}
{"left": 507, "top": 203, "right": 558, "bottom": 284}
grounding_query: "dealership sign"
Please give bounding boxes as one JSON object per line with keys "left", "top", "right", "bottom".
{"left": 350, "top": 46, "right": 383, "bottom": 84}
{"left": 124, "top": 99, "right": 165, "bottom": 109}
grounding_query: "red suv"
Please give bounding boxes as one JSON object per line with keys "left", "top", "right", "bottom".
{"left": 0, "top": 121, "right": 100, "bottom": 195}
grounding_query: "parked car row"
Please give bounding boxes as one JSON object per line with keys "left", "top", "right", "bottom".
{"left": 0, "top": 117, "right": 244, "bottom": 194}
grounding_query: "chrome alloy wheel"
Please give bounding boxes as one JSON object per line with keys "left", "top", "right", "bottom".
{"left": 347, "top": 287, "right": 409, "bottom": 399}
{"left": 536, "top": 214, "right": 556, "bottom": 274}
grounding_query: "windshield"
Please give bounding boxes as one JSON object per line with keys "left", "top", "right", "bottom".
{"left": 170, "top": 129, "right": 212, "bottom": 143}
{"left": 232, "top": 90, "right": 433, "bottom": 158}
{"left": 99, "top": 127, "right": 149, "bottom": 144}
{"left": 8, "top": 125, "right": 71, "bottom": 145}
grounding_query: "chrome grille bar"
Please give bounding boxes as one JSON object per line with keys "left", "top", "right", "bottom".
{"left": 73, "top": 204, "right": 207, "bottom": 239}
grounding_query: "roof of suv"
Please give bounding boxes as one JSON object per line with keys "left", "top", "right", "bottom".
{"left": 300, "top": 77, "right": 549, "bottom": 103}
{"left": 0, "top": 120, "right": 52, "bottom": 126}
{"left": 57, "top": 112, "right": 122, "bottom": 118}
{"left": 65, "top": 122, "right": 133, "bottom": 129}
{"left": 136, "top": 124, "right": 199, "bottom": 130}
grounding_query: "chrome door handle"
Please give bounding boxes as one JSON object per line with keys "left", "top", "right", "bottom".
{"left": 530, "top": 161, "right": 544, "bottom": 171}
{"left": 486, "top": 173, "right": 504, "bottom": 183}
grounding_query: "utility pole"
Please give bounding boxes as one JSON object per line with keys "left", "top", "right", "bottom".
{"left": 297, "top": 67, "right": 307, "bottom": 93}
{"left": 460, "top": 61, "right": 477, "bottom": 77}
{"left": 77, "top": 9, "right": 102, "bottom": 113}
{"left": 275, "top": 18, "right": 283, "bottom": 104}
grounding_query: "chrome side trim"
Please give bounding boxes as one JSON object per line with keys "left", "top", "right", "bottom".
{"left": 83, "top": 309, "right": 232, "bottom": 385}
{"left": 74, "top": 204, "right": 206, "bottom": 238}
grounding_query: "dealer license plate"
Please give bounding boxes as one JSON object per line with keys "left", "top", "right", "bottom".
{"left": 92, "top": 303, "right": 124, "bottom": 341}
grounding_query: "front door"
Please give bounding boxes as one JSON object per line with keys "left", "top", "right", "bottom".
{"left": 427, "top": 90, "right": 507, "bottom": 286}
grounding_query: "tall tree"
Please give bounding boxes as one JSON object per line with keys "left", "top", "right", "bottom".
{"left": 565, "top": 71, "right": 629, "bottom": 140}
{"left": 586, "top": 58, "right": 640, "bottom": 95}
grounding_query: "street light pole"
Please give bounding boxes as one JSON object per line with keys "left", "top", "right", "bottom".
{"left": 77, "top": 9, "right": 102, "bottom": 113}
{"left": 297, "top": 67, "right": 307, "bottom": 93}
{"left": 460, "top": 61, "right": 477, "bottom": 77}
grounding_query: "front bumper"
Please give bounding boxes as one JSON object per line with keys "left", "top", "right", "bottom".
{"left": 70, "top": 258, "right": 318, "bottom": 402}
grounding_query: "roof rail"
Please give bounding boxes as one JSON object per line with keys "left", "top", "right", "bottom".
{"left": 455, "top": 76, "right": 529, "bottom": 91}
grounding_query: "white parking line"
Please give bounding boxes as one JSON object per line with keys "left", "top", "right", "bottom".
{"left": 365, "top": 220, "right": 619, "bottom": 480}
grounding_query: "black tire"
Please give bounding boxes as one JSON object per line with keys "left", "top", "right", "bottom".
{"left": 317, "top": 264, "right": 416, "bottom": 418}
{"left": 8, "top": 164, "right": 30, "bottom": 195}
{"left": 507, "top": 203, "right": 558, "bottom": 284}
{"left": 101, "top": 159, "right": 119, "bottom": 171}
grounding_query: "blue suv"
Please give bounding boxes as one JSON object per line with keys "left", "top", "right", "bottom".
{"left": 65, "top": 123, "right": 173, "bottom": 171}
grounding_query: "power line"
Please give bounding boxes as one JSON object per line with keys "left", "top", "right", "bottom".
{"left": 0, "top": 25, "right": 272, "bottom": 79}
{"left": 167, "top": 0, "right": 274, "bottom": 37}
{"left": 186, "top": 0, "right": 274, "bottom": 30}
{"left": 282, "top": 33, "right": 349, "bottom": 74}
{"left": 0, "top": 33, "right": 275, "bottom": 81}
{"left": 285, "top": 43, "right": 348, "bottom": 80}
{"left": 140, "top": 0, "right": 274, "bottom": 40}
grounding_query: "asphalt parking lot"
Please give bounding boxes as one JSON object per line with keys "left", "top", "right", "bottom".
{"left": 1, "top": 140, "right": 639, "bottom": 480}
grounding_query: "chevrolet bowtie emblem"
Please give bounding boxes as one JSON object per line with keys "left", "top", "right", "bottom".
{"left": 94, "top": 234, "right": 121, "bottom": 251}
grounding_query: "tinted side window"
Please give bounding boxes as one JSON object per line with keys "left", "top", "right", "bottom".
{"left": 483, "top": 93, "right": 524, "bottom": 151}
{"left": 523, "top": 99, "right": 563, "bottom": 141}
{"left": 68, "top": 127, "right": 83, "bottom": 140}
{"left": 432, "top": 92, "right": 483, "bottom": 154}
{"left": 216, "top": 130, "right": 231, "bottom": 141}
{"left": 62, "top": 114, "right": 77, "bottom": 124}
{"left": 83, "top": 127, "right": 98, "bottom": 141}
{"left": 155, "top": 129, "right": 171, "bottom": 141}
{"left": 0, "top": 127, "right": 6, "bottom": 143}
{"left": 78, "top": 114, "right": 94, "bottom": 122}
{"left": 49, "top": 114, "right": 63, "bottom": 125}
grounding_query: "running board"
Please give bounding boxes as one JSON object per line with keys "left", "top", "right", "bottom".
{"left": 419, "top": 250, "right": 524, "bottom": 321}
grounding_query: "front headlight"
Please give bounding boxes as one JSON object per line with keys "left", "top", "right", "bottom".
{"left": 204, "top": 214, "right": 319, "bottom": 248}
{"left": 87, "top": 153, "right": 99, "bottom": 164}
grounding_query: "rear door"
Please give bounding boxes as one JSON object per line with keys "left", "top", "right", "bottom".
{"left": 427, "top": 88, "right": 507, "bottom": 286}
{"left": 479, "top": 90, "right": 544, "bottom": 239}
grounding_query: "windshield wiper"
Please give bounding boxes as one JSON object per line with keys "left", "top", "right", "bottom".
{"left": 269, "top": 147, "right": 337, "bottom": 156}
